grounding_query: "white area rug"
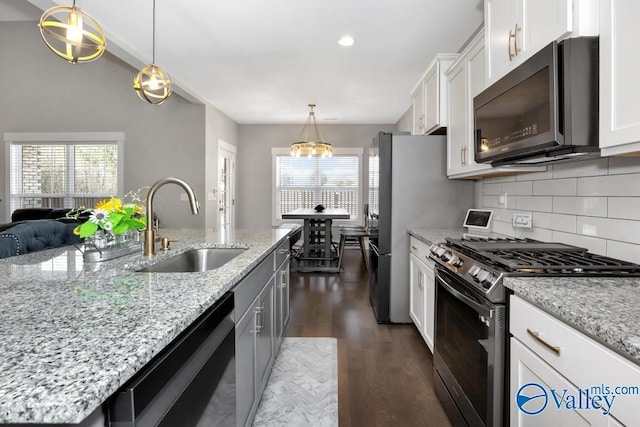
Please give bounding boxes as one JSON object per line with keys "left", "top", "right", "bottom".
{"left": 253, "top": 337, "right": 338, "bottom": 426}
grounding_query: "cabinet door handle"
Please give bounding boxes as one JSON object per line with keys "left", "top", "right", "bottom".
{"left": 255, "top": 306, "right": 264, "bottom": 333}
{"left": 513, "top": 23, "right": 521, "bottom": 56}
{"left": 526, "top": 328, "right": 561, "bottom": 356}
{"left": 279, "top": 270, "right": 288, "bottom": 288}
{"left": 411, "top": 245, "right": 418, "bottom": 251}
{"left": 418, "top": 271, "right": 423, "bottom": 291}
{"left": 509, "top": 23, "right": 521, "bottom": 61}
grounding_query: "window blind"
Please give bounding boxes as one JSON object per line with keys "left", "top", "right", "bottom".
{"left": 9, "top": 143, "right": 118, "bottom": 212}
{"left": 275, "top": 155, "right": 360, "bottom": 220}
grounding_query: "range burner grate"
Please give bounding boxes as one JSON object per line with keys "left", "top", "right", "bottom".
{"left": 446, "top": 236, "right": 640, "bottom": 275}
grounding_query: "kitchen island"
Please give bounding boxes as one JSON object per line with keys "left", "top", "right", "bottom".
{"left": 0, "top": 226, "right": 299, "bottom": 424}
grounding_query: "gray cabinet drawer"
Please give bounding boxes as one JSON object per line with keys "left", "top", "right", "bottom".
{"left": 274, "top": 237, "right": 290, "bottom": 270}
{"left": 234, "top": 257, "right": 274, "bottom": 322}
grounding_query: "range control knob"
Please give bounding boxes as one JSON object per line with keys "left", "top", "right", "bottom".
{"left": 468, "top": 265, "right": 481, "bottom": 279}
{"left": 450, "top": 256, "right": 463, "bottom": 268}
{"left": 476, "top": 270, "right": 491, "bottom": 283}
{"left": 440, "top": 251, "right": 453, "bottom": 263}
{"left": 480, "top": 273, "right": 495, "bottom": 288}
{"left": 429, "top": 245, "right": 444, "bottom": 259}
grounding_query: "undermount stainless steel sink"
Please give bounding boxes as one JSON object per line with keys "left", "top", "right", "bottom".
{"left": 136, "top": 248, "right": 247, "bottom": 273}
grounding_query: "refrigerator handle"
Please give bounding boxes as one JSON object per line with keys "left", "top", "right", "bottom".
{"left": 369, "top": 242, "right": 380, "bottom": 256}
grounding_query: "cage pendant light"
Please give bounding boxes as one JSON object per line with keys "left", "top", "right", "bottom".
{"left": 133, "top": 0, "right": 172, "bottom": 105}
{"left": 38, "top": 0, "right": 106, "bottom": 64}
{"left": 290, "top": 104, "right": 333, "bottom": 157}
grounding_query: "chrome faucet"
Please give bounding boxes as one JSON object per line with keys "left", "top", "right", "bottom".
{"left": 144, "top": 177, "right": 200, "bottom": 256}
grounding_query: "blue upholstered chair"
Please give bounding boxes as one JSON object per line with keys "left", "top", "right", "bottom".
{"left": 0, "top": 220, "right": 82, "bottom": 259}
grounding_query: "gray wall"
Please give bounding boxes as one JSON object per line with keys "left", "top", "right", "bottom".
{"left": 396, "top": 107, "right": 413, "bottom": 133}
{"left": 204, "top": 105, "right": 239, "bottom": 229}
{"left": 0, "top": 21, "right": 238, "bottom": 228}
{"left": 236, "top": 123, "right": 397, "bottom": 229}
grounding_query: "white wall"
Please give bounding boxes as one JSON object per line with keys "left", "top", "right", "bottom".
{"left": 475, "top": 157, "right": 640, "bottom": 264}
{"left": 0, "top": 21, "right": 238, "bottom": 228}
{"left": 236, "top": 123, "right": 396, "bottom": 229}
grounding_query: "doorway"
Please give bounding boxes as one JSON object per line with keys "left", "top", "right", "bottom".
{"left": 218, "top": 140, "right": 236, "bottom": 230}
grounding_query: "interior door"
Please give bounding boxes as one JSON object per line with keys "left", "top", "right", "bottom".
{"left": 218, "top": 143, "right": 236, "bottom": 230}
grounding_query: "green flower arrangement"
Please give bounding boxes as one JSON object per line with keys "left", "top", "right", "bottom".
{"left": 69, "top": 195, "right": 147, "bottom": 239}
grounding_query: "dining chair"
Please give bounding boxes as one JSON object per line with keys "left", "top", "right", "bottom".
{"left": 337, "top": 203, "right": 369, "bottom": 271}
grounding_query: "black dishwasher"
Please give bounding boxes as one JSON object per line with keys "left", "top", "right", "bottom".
{"left": 108, "top": 292, "right": 235, "bottom": 427}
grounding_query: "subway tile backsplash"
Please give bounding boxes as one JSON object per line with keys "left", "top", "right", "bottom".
{"left": 476, "top": 157, "right": 640, "bottom": 264}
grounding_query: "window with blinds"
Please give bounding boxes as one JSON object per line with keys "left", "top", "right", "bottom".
{"left": 9, "top": 143, "right": 118, "bottom": 212}
{"left": 275, "top": 154, "right": 360, "bottom": 221}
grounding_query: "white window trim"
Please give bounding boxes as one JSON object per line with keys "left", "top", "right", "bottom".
{"left": 271, "top": 146, "right": 364, "bottom": 226}
{"left": 4, "top": 132, "right": 124, "bottom": 219}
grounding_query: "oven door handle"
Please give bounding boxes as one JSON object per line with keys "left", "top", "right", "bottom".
{"left": 436, "top": 272, "right": 493, "bottom": 318}
{"left": 369, "top": 242, "right": 380, "bottom": 256}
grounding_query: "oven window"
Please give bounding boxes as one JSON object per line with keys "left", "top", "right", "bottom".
{"left": 436, "top": 282, "right": 489, "bottom": 424}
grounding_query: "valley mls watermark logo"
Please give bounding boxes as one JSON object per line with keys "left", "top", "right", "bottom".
{"left": 516, "top": 383, "right": 548, "bottom": 415}
{"left": 516, "top": 382, "right": 640, "bottom": 417}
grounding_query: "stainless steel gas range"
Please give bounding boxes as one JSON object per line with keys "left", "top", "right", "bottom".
{"left": 428, "top": 236, "right": 640, "bottom": 427}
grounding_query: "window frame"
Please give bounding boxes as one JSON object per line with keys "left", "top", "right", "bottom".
{"left": 271, "top": 146, "right": 363, "bottom": 226}
{"left": 4, "top": 132, "right": 124, "bottom": 219}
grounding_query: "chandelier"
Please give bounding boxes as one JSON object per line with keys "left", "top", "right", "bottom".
{"left": 290, "top": 104, "right": 333, "bottom": 157}
{"left": 38, "top": 0, "right": 106, "bottom": 64}
{"left": 133, "top": 0, "right": 172, "bottom": 105}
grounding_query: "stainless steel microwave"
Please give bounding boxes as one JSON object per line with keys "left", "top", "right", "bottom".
{"left": 473, "top": 37, "right": 599, "bottom": 166}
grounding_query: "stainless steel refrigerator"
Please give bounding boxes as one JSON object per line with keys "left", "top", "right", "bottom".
{"left": 368, "top": 131, "right": 474, "bottom": 323}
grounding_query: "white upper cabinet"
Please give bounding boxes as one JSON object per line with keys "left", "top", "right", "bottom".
{"left": 446, "top": 30, "right": 495, "bottom": 177}
{"left": 411, "top": 83, "right": 425, "bottom": 136}
{"left": 599, "top": 0, "right": 640, "bottom": 156}
{"left": 485, "top": 0, "right": 598, "bottom": 85}
{"left": 411, "top": 54, "right": 459, "bottom": 135}
{"left": 446, "top": 58, "right": 469, "bottom": 177}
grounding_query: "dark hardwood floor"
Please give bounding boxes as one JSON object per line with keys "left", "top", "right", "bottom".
{"left": 286, "top": 249, "right": 452, "bottom": 427}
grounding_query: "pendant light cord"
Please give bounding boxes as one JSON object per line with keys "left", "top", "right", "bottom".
{"left": 152, "top": 0, "right": 156, "bottom": 65}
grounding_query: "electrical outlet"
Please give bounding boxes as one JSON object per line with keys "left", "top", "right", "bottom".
{"left": 499, "top": 193, "right": 508, "bottom": 208}
{"left": 513, "top": 213, "right": 532, "bottom": 229}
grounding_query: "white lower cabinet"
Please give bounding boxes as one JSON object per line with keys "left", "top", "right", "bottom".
{"left": 510, "top": 295, "right": 639, "bottom": 426}
{"left": 511, "top": 339, "right": 617, "bottom": 426}
{"left": 409, "top": 237, "right": 435, "bottom": 352}
{"left": 235, "top": 237, "right": 290, "bottom": 427}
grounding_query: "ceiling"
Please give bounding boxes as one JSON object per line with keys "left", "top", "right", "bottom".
{"left": 6, "top": 0, "right": 483, "bottom": 124}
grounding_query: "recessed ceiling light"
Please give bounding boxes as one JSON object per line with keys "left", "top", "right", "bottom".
{"left": 337, "top": 35, "right": 355, "bottom": 47}
{"left": 324, "top": 117, "right": 338, "bottom": 121}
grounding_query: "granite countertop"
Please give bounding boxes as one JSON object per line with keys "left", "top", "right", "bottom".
{"left": 505, "top": 276, "right": 640, "bottom": 365}
{"left": 0, "top": 226, "right": 299, "bottom": 424}
{"left": 407, "top": 228, "right": 465, "bottom": 245}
